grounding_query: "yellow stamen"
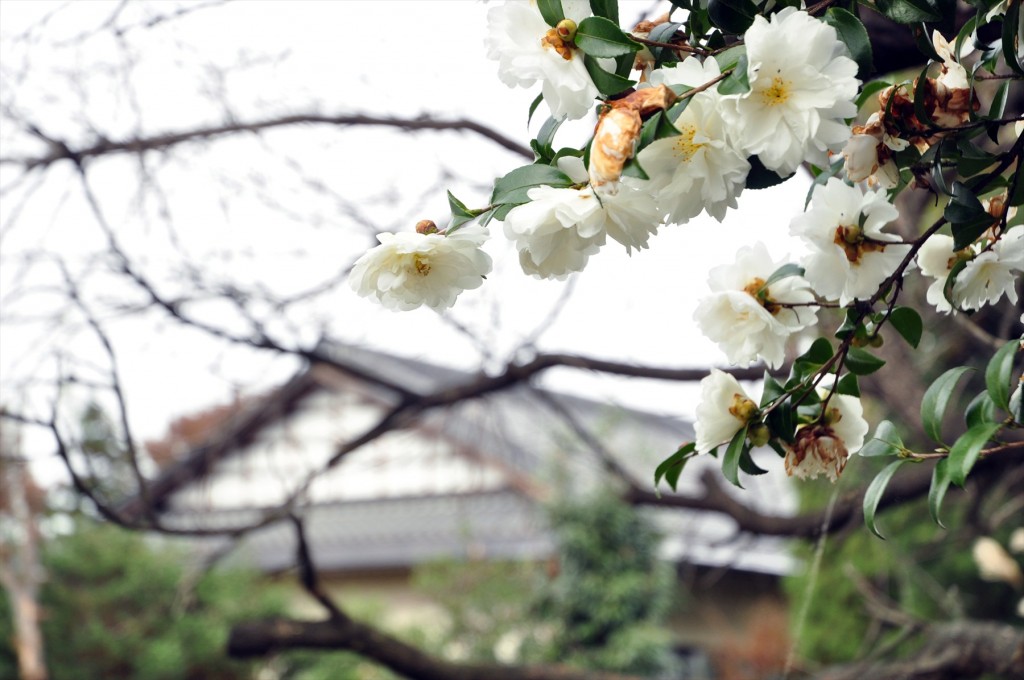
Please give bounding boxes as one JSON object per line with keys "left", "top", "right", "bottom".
{"left": 413, "top": 255, "right": 431, "bottom": 276}
{"left": 674, "top": 125, "right": 704, "bottom": 161}
{"left": 760, "top": 76, "right": 790, "bottom": 107}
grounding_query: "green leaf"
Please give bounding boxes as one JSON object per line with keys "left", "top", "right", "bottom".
{"left": 793, "top": 337, "right": 834, "bottom": 379}
{"left": 528, "top": 93, "right": 545, "bottom": 126}
{"left": 707, "top": 0, "right": 758, "bottom": 34}
{"left": 637, "top": 110, "right": 680, "bottom": 152}
{"left": 945, "top": 182, "right": 995, "bottom": 250}
{"left": 928, "top": 458, "right": 952, "bottom": 527}
{"left": 760, "top": 263, "right": 805, "bottom": 290}
{"left": 738, "top": 448, "right": 768, "bottom": 475}
{"left": 1004, "top": 0, "right": 1024, "bottom": 75}
{"left": 537, "top": 0, "right": 564, "bottom": 26}
{"left": 717, "top": 54, "right": 751, "bottom": 95}
{"left": 490, "top": 164, "right": 573, "bottom": 205}
{"left": 921, "top": 366, "right": 974, "bottom": 444}
{"left": 912, "top": 64, "right": 936, "bottom": 129}
{"left": 965, "top": 390, "right": 998, "bottom": 429}
{"left": 864, "top": 460, "right": 905, "bottom": 539}
{"left": 986, "top": 339, "right": 1019, "bottom": 411}
{"left": 575, "top": 16, "right": 642, "bottom": 58}
{"left": 589, "top": 0, "right": 618, "bottom": 24}
{"left": 583, "top": 54, "right": 635, "bottom": 96}
{"left": 846, "top": 348, "right": 886, "bottom": 376}
{"left": 447, "top": 191, "right": 483, "bottom": 229}
{"left": 824, "top": 8, "right": 873, "bottom": 79}
{"left": 533, "top": 116, "right": 564, "bottom": 161}
{"left": 836, "top": 372, "right": 860, "bottom": 398}
{"left": 889, "top": 307, "right": 923, "bottom": 348}
{"left": 875, "top": 0, "right": 942, "bottom": 24}
{"left": 860, "top": 420, "right": 904, "bottom": 457}
{"left": 648, "top": 21, "right": 684, "bottom": 67}
{"left": 744, "top": 154, "right": 794, "bottom": 190}
{"left": 947, "top": 421, "right": 1002, "bottom": 486}
{"left": 941, "top": 257, "right": 969, "bottom": 310}
{"left": 855, "top": 79, "right": 891, "bottom": 110}
{"left": 620, "top": 157, "right": 649, "bottom": 180}
{"left": 986, "top": 81, "right": 1010, "bottom": 144}
{"left": 654, "top": 442, "right": 697, "bottom": 492}
{"left": 713, "top": 44, "right": 746, "bottom": 72}
{"left": 722, "top": 426, "right": 749, "bottom": 488}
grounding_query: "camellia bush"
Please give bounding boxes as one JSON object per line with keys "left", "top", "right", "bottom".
{"left": 348, "top": 0, "right": 1022, "bottom": 536}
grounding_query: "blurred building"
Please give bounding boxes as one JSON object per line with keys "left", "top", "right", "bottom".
{"left": 128, "top": 343, "right": 797, "bottom": 677}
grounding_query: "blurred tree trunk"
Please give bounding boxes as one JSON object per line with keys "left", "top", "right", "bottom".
{"left": 0, "top": 423, "right": 48, "bottom": 680}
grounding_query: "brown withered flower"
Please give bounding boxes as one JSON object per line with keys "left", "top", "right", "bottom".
{"left": 588, "top": 84, "right": 676, "bottom": 194}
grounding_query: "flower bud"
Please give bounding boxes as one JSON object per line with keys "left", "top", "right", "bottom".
{"left": 748, "top": 423, "right": 771, "bottom": 447}
{"left": 555, "top": 18, "right": 577, "bottom": 42}
{"left": 869, "top": 334, "right": 884, "bottom": 348}
{"left": 416, "top": 219, "right": 439, "bottom": 235}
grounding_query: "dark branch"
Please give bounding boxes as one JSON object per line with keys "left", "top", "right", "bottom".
{"left": 1, "top": 113, "right": 533, "bottom": 170}
{"left": 228, "top": 617, "right": 642, "bottom": 680}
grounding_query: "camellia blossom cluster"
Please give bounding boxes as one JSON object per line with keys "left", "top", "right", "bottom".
{"left": 348, "top": 2, "right": 1023, "bottom": 489}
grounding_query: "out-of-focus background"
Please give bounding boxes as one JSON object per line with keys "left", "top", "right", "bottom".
{"left": 1, "top": 2, "right": 1022, "bottom": 680}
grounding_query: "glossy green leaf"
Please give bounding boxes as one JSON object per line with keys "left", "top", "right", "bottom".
{"left": 860, "top": 420, "right": 903, "bottom": 457}
{"left": 761, "top": 263, "right": 805, "bottom": 290}
{"left": 575, "top": 16, "right": 642, "bottom": 58}
{"left": 948, "top": 421, "right": 1002, "bottom": 486}
{"left": 722, "top": 426, "right": 749, "bottom": 488}
{"left": 620, "top": 157, "right": 649, "bottom": 180}
{"left": 965, "top": 390, "right": 998, "bottom": 429}
{"left": 738, "top": 447, "right": 768, "bottom": 475}
{"left": 986, "top": 339, "right": 1019, "bottom": 411}
{"left": 637, "top": 110, "right": 680, "bottom": 152}
{"left": 824, "top": 8, "right": 873, "bottom": 78}
{"left": 527, "top": 93, "right": 545, "bottom": 126}
{"left": 855, "top": 79, "right": 891, "bottom": 110}
{"left": 837, "top": 372, "right": 860, "bottom": 398}
{"left": 583, "top": 54, "right": 635, "bottom": 95}
{"left": 707, "top": 0, "right": 758, "bottom": 34}
{"left": 490, "top": 164, "right": 573, "bottom": 205}
{"left": 986, "top": 81, "right": 1010, "bottom": 143}
{"left": 537, "top": 0, "right": 564, "bottom": 26}
{"left": 717, "top": 54, "right": 751, "bottom": 95}
{"left": 654, "top": 441, "right": 696, "bottom": 492}
{"left": 447, "top": 191, "right": 484, "bottom": 230}
{"left": 648, "top": 21, "right": 684, "bottom": 67}
{"left": 928, "top": 458, "right": 952, "bottom": 527}
{"left": 713, "top": 44, "right": 746, "bottom": 71}
{"left": 589, "top": 0, "right": 618, "bottom": 24}
{"left": 846, "top": 348, "right": 887, "bottom": 376}
{"left": 875, "top": 0, "right": 942, "bottom": 24}
{"left": 1004, "top": 0, "right": 1024, "bottom": 75}
{"left": 864, "top": 460, "right": 905, "bottom": 539}
{"left": 945, "top": 182, "right": 995, "bottom": 250}
{"left": 921, "top": 366, "right": 974, "bottom": 444}
{"left": 889, "top": 306, "right": 923, "bottom": 348}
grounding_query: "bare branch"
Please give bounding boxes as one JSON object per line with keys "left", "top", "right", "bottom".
{"left": 1, "top": 113, "right": 533, "bottom": 170}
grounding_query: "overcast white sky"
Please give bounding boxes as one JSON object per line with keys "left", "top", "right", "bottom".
{"left": 0, "top": 1, "right": 811, "bottom": 473}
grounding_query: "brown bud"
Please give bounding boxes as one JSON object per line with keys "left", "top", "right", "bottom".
{"left": 415, "top": 219, "right": 439, "bottom": 235}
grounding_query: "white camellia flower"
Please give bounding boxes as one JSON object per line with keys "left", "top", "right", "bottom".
{"left": 502, "top": 184, "right": 605, "bottom": 279}
{"left": 694, "top": 243, "right": 818, "bottom": 369}
{"left": 954, "top": 228, "right": 1024, "bottom": 310}
{"left": 349, "top": 225, "right": 492, "bottom": 312}
{"left": 694, "top": 369, "right": 757, "bottom": 454}
{"left": 502, "top": 180, "right": 663, "bottom": 279}
{"left": 720, "top": 8, "right": 860, "bottom": 175}
{"left": 638, "top": 57, "right": 750, "bottom": 224}
{"left": 785, "top": 392, "right": 868, "bottom": 482}
{"left": 485, "top": 0, "right": 598, "bottom": 120}
{"left": 973, "top": 537, "right": 1024, "bottom": 587}
{"left": 791, "top": 178, "right": 910, "bottom": 306}
{"left": 917, "top": 233, "right": 958, "bottom": 313}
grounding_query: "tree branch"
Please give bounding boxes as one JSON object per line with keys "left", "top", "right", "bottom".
{"left": 0, "top": 113, "right": 533, "bottom": 170}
